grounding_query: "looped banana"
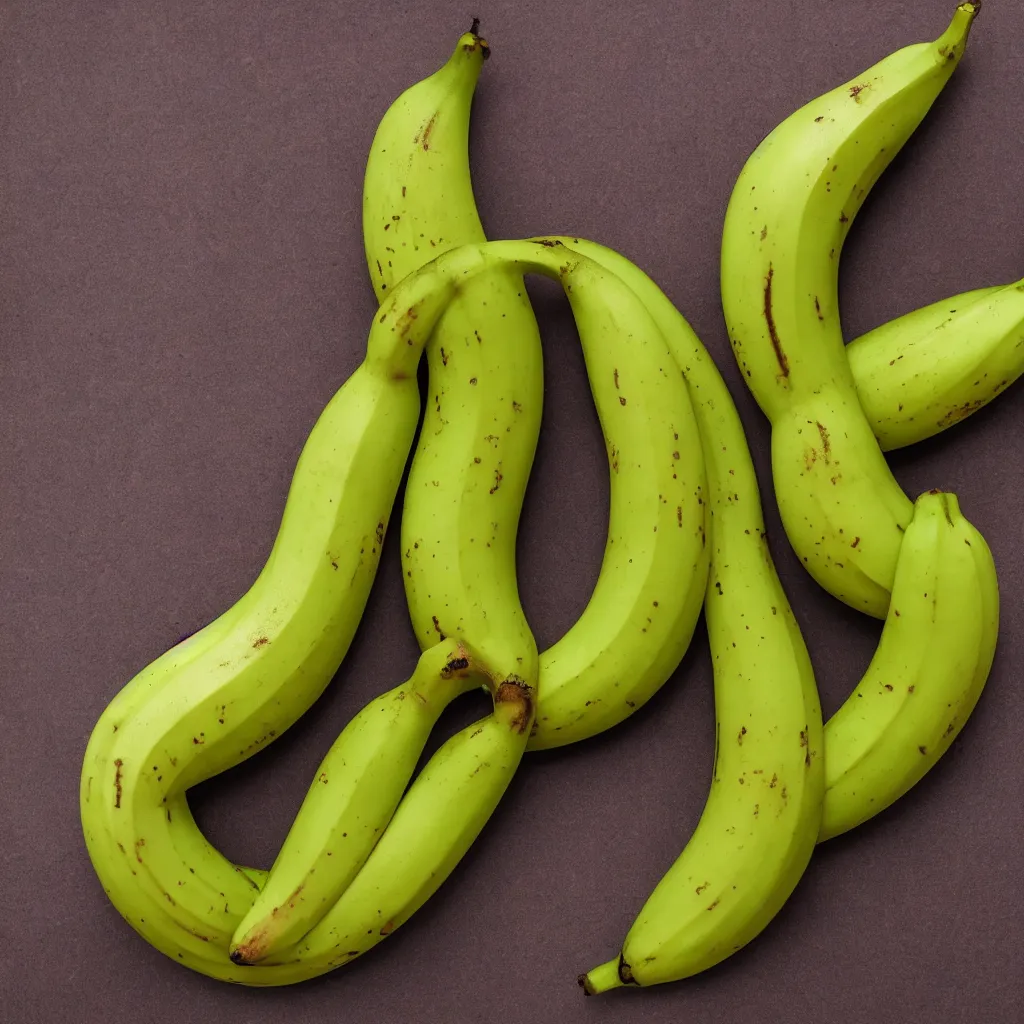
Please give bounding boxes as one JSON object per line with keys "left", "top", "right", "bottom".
{"left": 364, "top": 27, "right": 709, "bottom": 751}
{"left": 720, "top": 3, "right": 980, "bottom": 618}
{"left": 78, "top": 243, "right": 495, "bottom": 985}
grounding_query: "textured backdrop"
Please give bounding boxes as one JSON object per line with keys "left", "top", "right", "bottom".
{"left": 2, "top": 1, "right": 1022, "bottom": 1021}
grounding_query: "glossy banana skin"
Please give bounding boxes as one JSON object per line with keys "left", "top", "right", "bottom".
{"left": 820, "top": 490, "right": 999, "bottom": 841}
{"left": 720, "top": 3, "right": 979, "bottom": 619}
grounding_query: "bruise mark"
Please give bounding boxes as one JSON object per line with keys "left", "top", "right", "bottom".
{"left": 536, "top": 238, "right": 563, "bottom": 247}
{"left": 851, "top": 536, "right": 860, "bottom": 548}
{"left": 763, "top": 265, "right": 789, "bottom": 379}
{"left": 677, "top": 506, "right": 683, "bottom": 526}
{"left": 814, "top": 296, "right": 824, "bottom": 320}
{"left": 431, "top": 615, "right": 446, "bottom": 640}
{"left": 839, "top": 212, "right": 849, "bottom": 223}
{"left": 816, "top": 421, "right": 831, "bottom": 462}
{"left": 884, "top": 683, "right": 893, "bottom": 692}
{"left": 738, "top": 726, "right": 747, "bottom": 745}
{"left": 919, "top": 745, "right": 928, "bottom": 755}
{"left": 416, "top": 113, "right": 438, "bottom": 151}
{"left": 707, "top": 898, "right": 721, "bottom": 911}
{"left": 695, "top": 882, "right": 709, "bottom": 894}
{"left": 769, "top": 773, "right": 778, "bottom": 788}
{"left": 849, "top": 82, "right": 869, "bottom": 102}
{"left": 135, "top": 838, "right": 145, "bottom": 863}
{"left": 252, "top": 636, "right": 270, "bottom": 649}
{"left": 376, "top": 519, "right": 386, "bottom": 547}
{"left": 512, "top": 400, "right": 522, "bottom": 413}
{"left": 489, "top": 468, "right": 503, "bottom": 494}
{"left": 375, "top": 259, "right": 383, "bottom": 277}
{"left": 814, "top": 115, "right": 824, "bottom": 122}
{"left": 613, "top": 369, "right": 620, "bottom": 389}
{"left": 619, "top": 396, "right": 627, "bottom": 406}
{"left": 440, "top": 347, "right": 449, "bottom": 366}
{"left": 610, "top": 444, "right": 619, "bottom": 473}
{"left": 113, "top": 759, "right": 123, "bottom": 808}
{"left": 379, "top": 919, "right": 396, "bottom": 936}
{"left": 760, "top": 225, "right": 767, "bottom": 241}
{"left": 441, "top": 656, "right": 470, "bottom": 678}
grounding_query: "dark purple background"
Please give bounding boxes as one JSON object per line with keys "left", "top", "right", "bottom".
{"left": 2, "top": 1, "right": 1021, "bottom": 1021}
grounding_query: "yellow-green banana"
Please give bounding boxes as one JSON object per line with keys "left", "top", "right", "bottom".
{"left": 228, "top": 637, "right": 484, "bottom": 964}
{"left": 527, "top": 241, "right": 709, "bottom": 746}
{"left": 364, "top": 28, "right": 710, "bottom": 750}
{"left": 847, "top": 276, "right": 1024, "bottom": 450}
{"left": 720, "top": 3, "right": 980, "bottom": 619}
{"left": 78, "top": 244, "right": 491, "bottom": 985}
{"left": 820, "top": 489, "right": 999, "bottom": 841}
{"left": 549, "top": 238, "right": 823, "bottom": 993}
{"left": 364, "top": 25, "right": 543, "bottom": 691}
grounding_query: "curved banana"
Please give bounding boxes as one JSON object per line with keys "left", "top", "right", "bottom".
{"left": 720, "top": 3, "right": 980, "bottom": 618}
{"left": 526, "top": 244, "right": 709, "bottom": 747}
{"left": 820, "top": 489, "right": 999, "bottom": 841}
{"left": 256, "top": 681, "right": 532, "bottom": 980}
{"left": 364, "top": 24, "right": 543, "bottom": 690}
{"left": 551, "top": 238, "right": 823, "bottom": 993}
{"left": 846, "top": 276, "right": 1024, "bottom": 450}
{"left": 228, "top": 637, "right": 484, "bottom": 963}
{"left": 78, "top": 244, "right": 492, "bottom": 985}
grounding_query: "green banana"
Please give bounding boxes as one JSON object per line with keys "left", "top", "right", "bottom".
{"left": 78, "top": 244, "right": 491, "bottom": 985}
{"left": 546, "top": 237, "right": 823, "bottom": 993}
{"left": 228, "top": 637, "right": 484, "bottom": 964}
{"left": 364, "top": 27, "right": 709, "bottom": 751}
{"left": 364, "top": 24, "right": 543, "bottom": 692}
{"left": 527, "top": 243, "right": 709, "bottom": 747}
{"left": 820, "top": 489, "right": 999, "bottom": 841}
{"left": 847, "top": 277, "right": 1024, "bottom": 450}
{"left": 720, "top": 3, "right": 980, "bottom": 618}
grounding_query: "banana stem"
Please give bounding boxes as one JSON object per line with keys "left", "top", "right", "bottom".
{"left": 580, "top": 957, "right": 626, "bottom": 995}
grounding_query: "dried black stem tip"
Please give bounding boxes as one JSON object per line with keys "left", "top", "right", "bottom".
{"left": 470, "top": 17, "right": 480, "bottom": 35}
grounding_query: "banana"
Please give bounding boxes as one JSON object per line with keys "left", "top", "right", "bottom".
{"left": 365, "top": 26, "right": 543, "bottom": 692}
{"left": 820, "top": 489, "right": 999, "bottom": 841}
{"left": 78, "top": 244, "right": 492, "bottom": 985}
{"left": 228, "top": 637, "right": 484, "bottom": 964}
{"left": 719, "top": 3, "right": 980, "bottom": 618}
{"left": 846, "top": 276, "right": 1024, "bottom": 450}
{"left": 365, "top": 28, "right": 709, "bottom": 750}
{"left": 527, "top": 242, "right": 709, "bottom": 747}
{"left": 548, "top": 238, "right": 823, "bottom": 993}
{"left": 257, "top": 682, "right": 532, "bottom": 981}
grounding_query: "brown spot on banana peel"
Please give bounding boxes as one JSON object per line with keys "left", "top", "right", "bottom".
{"left": 763, "top": 265, "right": 790, "bottom": 380}
{"left": 113, "top": 758, "right": 123, "bottom": 808}
{"left": 816, "top": 421, "right": 831, "bottom": 461}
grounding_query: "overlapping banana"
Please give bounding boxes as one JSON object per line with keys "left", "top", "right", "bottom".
{"left": 821, "top": 489, "right": 999, "bottom": 841}
{"left": 78, "top": 243, "right": 494, "bottom": 984}
{"left": 543, "top": 237, "right": 823, "bottom": 993}
{"left": 550, "top": 240, "right": 1000, "bottom": 992}
{"left": 720, "top": 2, "right": 981, "bottom": 618}
{"left": 361, "top": 27, "right": 709, "bottom": 749}
{"left": 847, "top": 276, "right": 1024, "bottom": 450}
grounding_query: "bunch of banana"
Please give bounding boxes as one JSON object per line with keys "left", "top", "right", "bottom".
{"left": 78, "top": 5, "right": 1015, "bottom": 999}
